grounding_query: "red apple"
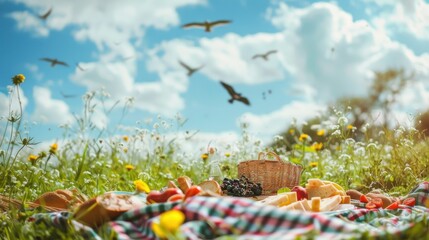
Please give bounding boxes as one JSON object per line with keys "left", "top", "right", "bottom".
{"left": 292, "top": 186, "right": 308, "bottom": 200}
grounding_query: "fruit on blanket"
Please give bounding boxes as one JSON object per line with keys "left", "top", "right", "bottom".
{"left": 184, "top": 185, "right": 203, "bottom": 200}
{"left": 167, "top": 193, "right": 185, "bottom": 202}
{"left": 291, "top": 186, "right": 308, "bottom": 200}
{"left": 365, "top": 202, "right": 377, "bottom": 209}
{"left": 73, "top": 192, "right": 145, "bottom": 227}
{"left": 402, "top": 197, "right": 416, "bottom": 207}
{"left": 359, "top": 194, "right": 369, "bottom": 203}
{"left": 371, "top": 198, "right": 383, "bottom": 208}
{"left": 147, "top": 188, "right": 183, "bottom": 204}
{"left": 220, "top": 176, "right": 262, "bottom": 197}
{"left": 385, "top": 201, "right": 399, "bottom": 210}
{"left": 198, "top": 180, "right": 223, "bottom": 195}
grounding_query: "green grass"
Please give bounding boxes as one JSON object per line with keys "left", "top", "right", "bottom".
{"left": 1, "top": 77, "right": 428, "bottom": 239}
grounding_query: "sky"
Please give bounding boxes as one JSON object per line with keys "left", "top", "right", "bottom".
{"left": 1, "top": 0, "right": 429, "bottom": 153}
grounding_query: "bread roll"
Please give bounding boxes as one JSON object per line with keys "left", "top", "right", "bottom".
{"left": 177, "top": 176, "right": 192, "bottom": 193}
{"left": 198, "top": 180, "right": 222, "bottom": 195}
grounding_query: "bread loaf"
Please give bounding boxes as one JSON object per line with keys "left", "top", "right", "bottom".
{"left": 198, "top": 180, "right": 222, "bottom": 195}
{"left": 177, "top": 176, "right": 192, "bottom": 193}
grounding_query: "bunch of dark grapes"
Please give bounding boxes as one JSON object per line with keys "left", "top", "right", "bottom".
{"left": 221, "top": 176, "right": 262, "bottom": 197}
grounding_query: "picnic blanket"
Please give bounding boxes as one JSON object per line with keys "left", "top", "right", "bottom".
{"left": 30, "top": 181, "right": 429, "bottom": 239}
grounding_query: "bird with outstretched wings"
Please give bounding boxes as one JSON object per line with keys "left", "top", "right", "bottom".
{"left": 220, "top": 81, "right": 250, "bottom": 106}
{"left": 179, "top": 60, "right": 204, "bottom": 76}
{"left": 40, "top": 58, "right": 69, "bottom": 67}
{"left": 76, "top": 63, "right": 86, "bottom": 71}
{"left": 252, "top": 50, "right": 278, "bottom": 61}
{"left": 38, "top": 8, "right": 52, "bottom": 20}
{"left": 182, "top": 20, "right": 231, "bottom": 32}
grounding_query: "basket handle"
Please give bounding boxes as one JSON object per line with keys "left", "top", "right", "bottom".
{"left": 258, "top": 151, "right": 282, "bottom": 161}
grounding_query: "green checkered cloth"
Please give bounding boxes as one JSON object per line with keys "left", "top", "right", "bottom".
{"left": 30, "top": 181, "right": 429, "bottom": 239}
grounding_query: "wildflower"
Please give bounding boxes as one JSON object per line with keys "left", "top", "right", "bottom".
{"left": 123, "top": 147, "right": 128, "bottom": 153}
{"left": 311, "top": 142, "right": 323, "bottom": 151}
{"left": 317, "top": 129, "right": 325, "bottom": 136}
{"left": 152, "top": 210, "right": 185, "bottom": 239}
{"left": 49, "top": 143, "right": 58, "bottom": 154}
{"left": 309, "top": 162, "right": 318, "bottom": 168}
{"left": 201, "top": 153, "right": 209, "bottom": 161}
{"left": 299, "top": 133, "right": 309, "bottom": 142}
{"left": 28, "top": 154, "right": 38, "bottom": 164}
{"left": 12, "top": 74, "right": 25, "bottom": 85}
{"left": 289, "top": 129, "right": 295, "bottom": 135}
{"left": 122, "top": 136, "right": 129, "bottom": 142}
{"left": 347, "top": 124, "right": 354, "bottom": 130}
{"left": 125, "top": 164, "right": 135, "bottom": 171}
{"left": 224, "top": 152, "right": 231, "bottom": 157}
{"left": 134, "top": 179, "right": 150, "bottom": 193}
{"left": 38, "top": 151, "right": 47, "bottom": 159}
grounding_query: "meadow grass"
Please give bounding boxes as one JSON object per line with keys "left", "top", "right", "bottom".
{"left": 0, "top": 75, "right": 428, "bottom": 239}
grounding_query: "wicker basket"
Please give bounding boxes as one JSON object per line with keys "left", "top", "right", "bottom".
{"left": 238, "top": 152, "right": 303, "bottom": 195}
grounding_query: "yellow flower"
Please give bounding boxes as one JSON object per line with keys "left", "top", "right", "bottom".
{"left": 347, "top": 124, "right": 354, "bottom": 130}
{"left": 152, "top": 209, "right": 185, "bottom": 238}
{"left": 12, "top": 74, "right": 25, "bottom": 85}
{"left": 49, "top": 143, "right": 58, "bottom": 154}
{"left": 122, "top": 136, "right": 129, "bottom": 142}
{"left": 311, "top": 142, "right": 323, "bottom": 151}
{"left": 317, "top": 129, "right": 325, "bottom": 136}
{"left": 289, "top": 129, "right": 295, "bottom": 135}
{"left": 134, "top": 180, "right": 150, "bottom": 193}
{"left": 151, "top": 222, "right": 167, "bottom": 239}
{"left": 125, "top": 164, "right": 135, "bottom": 171}
{"left": 28, "top": 154, "right": 38, "bottom": 164}
{"left": 201, "top": 153, "right": 209, "bottom": 160}
{"left": 224, "top": 152, "right": 231, "bottom": 157}
{"left": 299, "top": 133, "right": 309, "bottom": 142}
{"left": 160, "top": 209, "right": 185, "bottom": 232}
{"left": 123, "top": 147, "right": 128, "bottom": 153}
{"left": 309, "top": 162, "right": 318, "bottom": 168}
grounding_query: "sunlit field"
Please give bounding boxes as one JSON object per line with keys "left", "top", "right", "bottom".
{"left": 1, "top": 73, "right": 428, "bottom": 239}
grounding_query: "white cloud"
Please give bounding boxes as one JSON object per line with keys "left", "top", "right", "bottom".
{"left": 8, "top": 10, "right": 49, "bottom": 37}
{"left": 31, "top": 86, "right": 73, "bottom": 125}
{"left": 147, "top": 34, "right": 286, "bottom": 85}
{"left": 239, "top": 101, "right": 325, "bottom": 142}
{"left": 365, "top": 0, "right": 429, "bottom": 40}
{"left": 10, "top": 0, "right": 206, "bottom": 46}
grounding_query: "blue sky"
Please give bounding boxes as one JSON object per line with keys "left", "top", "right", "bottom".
{"left": 1, "top": 0, "right": 429, "bottom": 152}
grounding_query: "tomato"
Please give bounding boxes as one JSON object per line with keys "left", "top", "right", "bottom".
{"left": 147, "top": 188, "right": 183, "bottom": 204}
{"left": 402, "top": 197, "right": 416, "bottom": 207}
{"left": 365, "top": 202, "right": 377, "bottom": 209}
{"left": 385, "top": 201, "right": 399, "bottom": 210}
{"left": 184, "top": 186, "right": 203, "bottom": 200}
{"left": 370, "top": 197, "right": 383, "bottom": 208}
{"left": 360, "top": 194, "right": 369, "bottom": 203}
{"left": 167, "top": 193, "right": 185, "bottom": 202}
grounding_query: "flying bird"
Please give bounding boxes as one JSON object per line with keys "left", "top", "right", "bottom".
{"left": 179, "top": 60, "right": 204, "bottom": 76}
{"left": 220, "top": 81, "right": 250, "bottom": 106}
{"left": 60, "top": 91, "right": 78, "bottom": 98}
{"left": 182, "top": 20, "right": 231, "bottom": 32}
{"left": 40, "top": 58, "right": 69, "bottom": 67}
{"left": 38, "top": 8, "right": 52, "bottom": 20}
{"left": 252, "top": 50, "right": 278, "bottom": 61}
{"left": 76, "top": 63, "right": 86, "bottom": 71}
